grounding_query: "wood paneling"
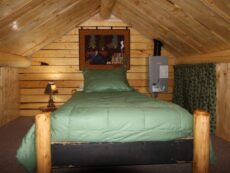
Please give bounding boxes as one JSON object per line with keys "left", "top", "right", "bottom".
{"left": 170, "top": 0, "right": 230, "bottom": 43}
{"left": 0, "top": 0, "right": 34, "bottom": 20}
{"left": 19, "top": 15, "right": 175, "bottom": 116}
{"left": 112, "top": 0, "right": 230, "bottom": 57}
{"left": 0, "top": 67, "right": 19, "bottom": 127}
{"left": 1, "top": 0, "right": 230, "bottom": 59}
{"left": 216, "top": 63, "right": 230, "bottom": 141}
{"left": 100, "top": 0, "right": 116, "bottom": 19}
{"left": 176, "top": 49, "right": 230, "bottom": 64}
{"left": 0, "top": 0, "right": 100, "bottom": 56}
{"left": 199, "top": 0, "right": 230, "bottom": 21}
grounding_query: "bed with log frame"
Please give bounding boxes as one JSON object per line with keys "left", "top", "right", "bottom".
{"left": 35, "top": 110, "right": 210, "bottom": 173}
{"left": 17, "top": 68, "right": 210, "bottom": 173}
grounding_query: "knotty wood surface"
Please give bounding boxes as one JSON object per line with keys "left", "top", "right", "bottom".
{"left": 0, "top": 67, "right": 19, "bottom": 127}
{"left": 216, "top": 63, "right": 230, "bottom": 141}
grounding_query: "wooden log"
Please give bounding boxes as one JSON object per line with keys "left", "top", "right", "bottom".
{"left": 193, "top": 109, "right": 210, "bottom": 173}
{"left": 0, "top": 51, "right": 31, "bottom": 68}
{"left": 216, "top": 63, "right": 230, "bottom": 142}
{"left": 20, "top": 95, "right": 71, "bottom": 103}
{"left": 100, "top": 0, "right": 116, "bottom": 19}
{"left": 175, "top": 49, "right": 230, "bottom": 64}
{"left": 35, "top": 113, "right": 51, "bottom": 173}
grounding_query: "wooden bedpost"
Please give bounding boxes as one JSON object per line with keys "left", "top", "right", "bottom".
{"left": 193, "top": 109, "right": 210, "bottom": 173}
{"left": 35, "top": 112, "right": 51, "bottom": 173}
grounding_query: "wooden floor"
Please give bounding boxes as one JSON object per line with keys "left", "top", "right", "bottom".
{"left": 0, "top": 117, "right": 230, "bottom": 173}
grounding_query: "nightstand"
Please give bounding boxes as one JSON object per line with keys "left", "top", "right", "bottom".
{"left": 39, "top": 106, "right": 57, "bottom": 113}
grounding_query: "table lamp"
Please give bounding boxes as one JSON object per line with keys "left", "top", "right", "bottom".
{"left": 44, "top": 81, "right": 58, "bottom": 108}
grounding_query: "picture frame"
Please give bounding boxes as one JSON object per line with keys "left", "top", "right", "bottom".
{"left": 79, "top": 29, "right": 130, "bottom": 70}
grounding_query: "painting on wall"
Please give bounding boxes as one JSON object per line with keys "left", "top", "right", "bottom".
{"left": 79, "top": 29, "right": 130, "bottom": 69}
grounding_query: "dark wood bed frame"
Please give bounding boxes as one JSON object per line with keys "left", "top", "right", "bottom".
{"left": 35, "top": 109, "right": 210, "bottom": 173}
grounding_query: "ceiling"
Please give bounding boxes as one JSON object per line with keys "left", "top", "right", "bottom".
{"left": 0, "top": 0, "right": 230, "bottom": 59}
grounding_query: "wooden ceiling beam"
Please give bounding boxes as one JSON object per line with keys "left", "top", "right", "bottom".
{"left": 0, "top": 52, "right": 31, "bottom": 68}
{"left": 100, "top": 0, "right": 116, "bottom": 19}
{"left": 175, "top": 49, "right": 230, "bottom": 64}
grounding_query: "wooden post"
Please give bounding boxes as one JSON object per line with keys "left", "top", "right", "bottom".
{"left": 100, "top": 0, "right": 116, "bottom": 19}
{"left": 193, "top": 109, "right": 210, "bottom": 173}
{"left": 35, "top": 113, "right": 51, "bottom": 173}
{"left": 0, "top": 51, "right": 31, "bottom": 68}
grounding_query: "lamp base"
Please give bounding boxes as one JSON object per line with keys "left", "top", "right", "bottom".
{"left": 47, "top": 97, "right": 56, "bottom": 108}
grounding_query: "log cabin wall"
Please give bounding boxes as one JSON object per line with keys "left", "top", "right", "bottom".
{"left": 19, "top": 15, "right": 175, "bottom": 116}
{"left": 0, "top": 67, "right": 19, "bottom": 127}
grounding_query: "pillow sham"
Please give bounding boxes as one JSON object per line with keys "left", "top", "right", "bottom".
{"left": 83, "top": 67, "right": 133, "bottom": 92}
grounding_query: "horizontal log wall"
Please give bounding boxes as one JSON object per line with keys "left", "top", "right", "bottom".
{"left": 0, "top": 67, "right": 19, "bottom": 127}
{"left": 19, "top": 15, "right": 175, "bottom": 116}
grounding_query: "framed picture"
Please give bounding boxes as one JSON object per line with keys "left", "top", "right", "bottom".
{"left": 79, "top": 29, "right": 130, "bottom": 70}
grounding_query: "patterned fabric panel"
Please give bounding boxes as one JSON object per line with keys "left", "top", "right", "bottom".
{"left": 173, "top": 63, "right": 216, "bottom": 133}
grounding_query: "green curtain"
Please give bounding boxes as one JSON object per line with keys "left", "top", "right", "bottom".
{"left": 172, "top": 64, "right": 216, "bottom": 133}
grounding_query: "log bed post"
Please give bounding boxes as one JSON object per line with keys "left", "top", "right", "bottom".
{"left": 35, "top": 112, "right": 51, "bottom": 173}
{"left": 193, "top": 109, "right": 210, "bottom": 173}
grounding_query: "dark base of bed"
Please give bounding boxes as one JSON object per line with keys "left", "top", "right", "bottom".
{"left": 51, "top": 138, "right": 193, "bottom": 168}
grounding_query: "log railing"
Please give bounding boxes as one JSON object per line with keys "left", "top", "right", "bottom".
{"left": 35, "top": 109, "right": 210, "bottom": 173}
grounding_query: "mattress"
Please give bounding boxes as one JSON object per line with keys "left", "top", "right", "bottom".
{"left": 17, "top": 91, "right": 193, "bottom": 172}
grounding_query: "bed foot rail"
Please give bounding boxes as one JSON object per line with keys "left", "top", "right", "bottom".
{"left": 35, "top": 112, "right": 51, "bottom": 173}
{"left": 193, "top": 109, "right": 210, "bottom": 173}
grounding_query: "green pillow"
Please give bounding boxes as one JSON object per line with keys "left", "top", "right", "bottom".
{"left": 83, "top": 68, "right": 133, "bottom": 92}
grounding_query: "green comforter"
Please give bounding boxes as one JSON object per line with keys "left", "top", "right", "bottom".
{"left": 17, "top": 91, "right": 193, "bottom": 172}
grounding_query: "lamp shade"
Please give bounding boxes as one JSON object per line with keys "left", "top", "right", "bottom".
{"left": 44, "top": 81, "right": 58, "bottom": 94}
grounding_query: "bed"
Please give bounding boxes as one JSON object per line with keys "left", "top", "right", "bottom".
{"left": 16, "top": 68, "right": 210, "bottom": 173}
